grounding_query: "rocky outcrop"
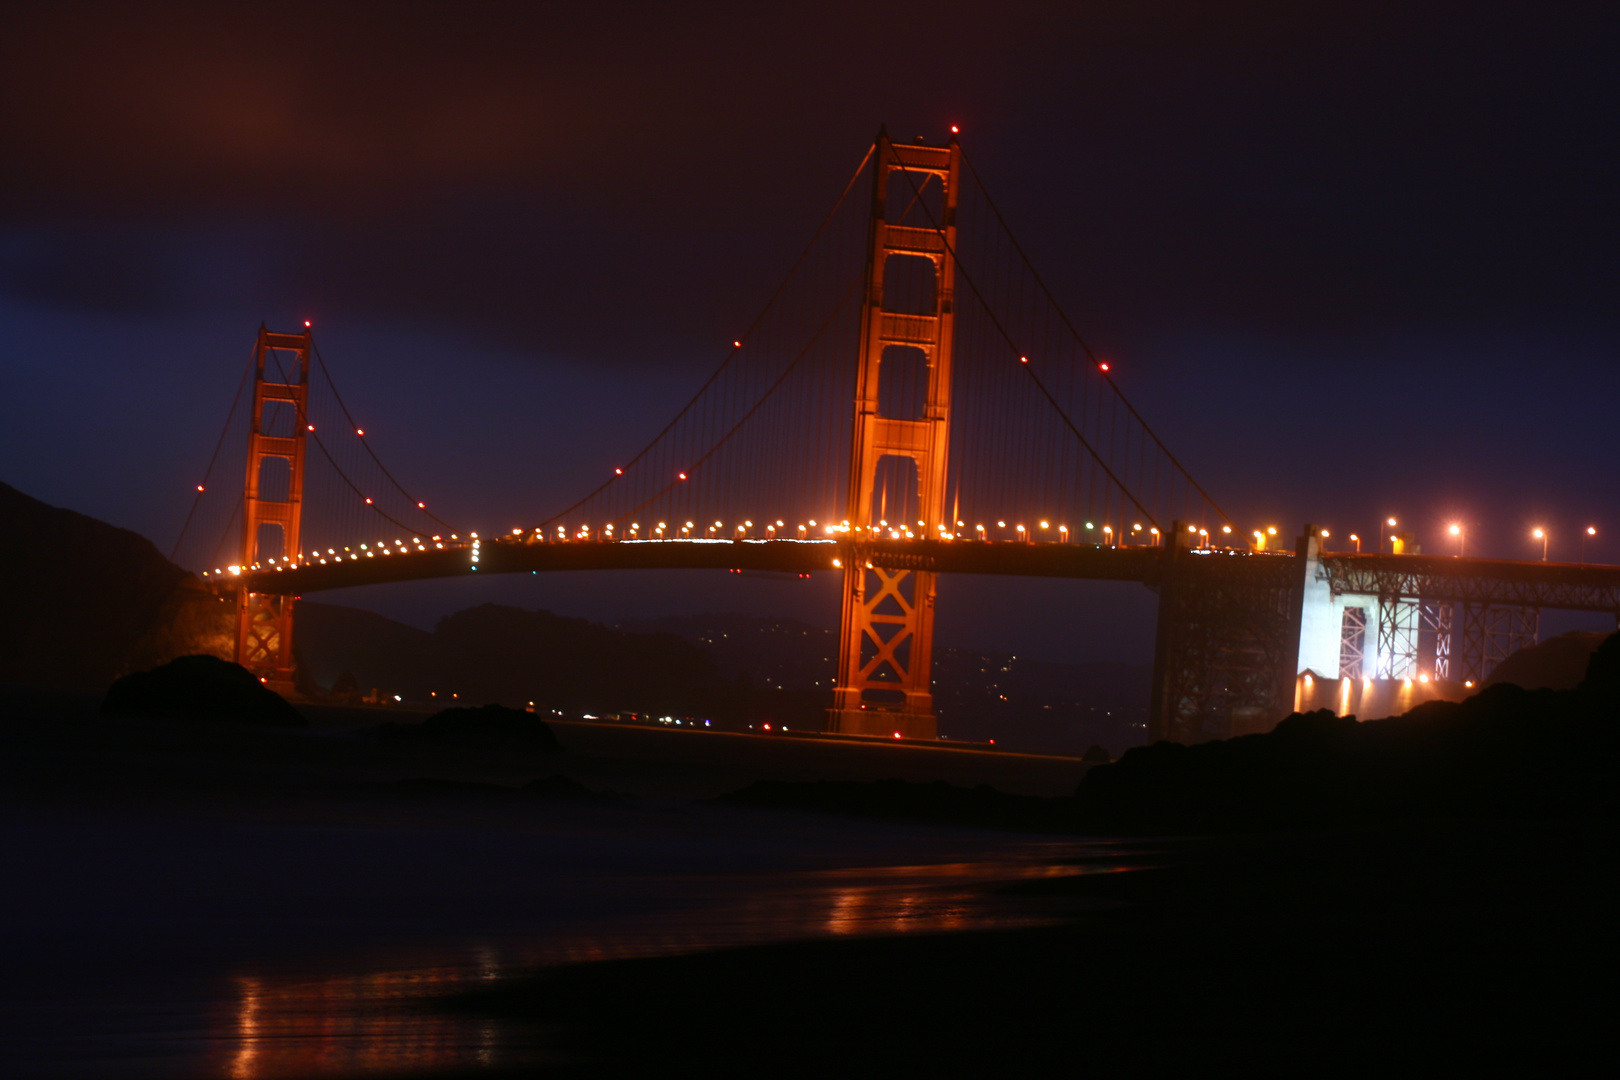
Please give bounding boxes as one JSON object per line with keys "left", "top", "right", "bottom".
{"left": 101, "top": 654, "right": 305, "bottom": 726}
{"left": 1486, "top": 630, "right": 1610, "bottom": 691}
{"left": 0, "top": 481, "right": 231, "bottom": 687}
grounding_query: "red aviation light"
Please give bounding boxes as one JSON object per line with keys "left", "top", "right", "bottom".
{"left": 1098, "top": 362, "right": 1110, "bottom": 372}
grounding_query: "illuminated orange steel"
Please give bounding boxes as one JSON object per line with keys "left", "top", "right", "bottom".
{"left": 235, "top": 326, "right": 310, "bottom": 690}
{"left": 828, "top": 131, "right": 959, "bottom": 739}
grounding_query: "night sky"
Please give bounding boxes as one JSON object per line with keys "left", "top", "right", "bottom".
{"left": 4, "top": 2, "right": 1617, "bottom": 662}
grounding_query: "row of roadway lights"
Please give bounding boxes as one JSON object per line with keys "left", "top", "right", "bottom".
{"left": 206, "top": 533, "right": 463, "bottom": 577}
{"left": 209, "top": 520, "right": 1447, "bottom": 579}
{"left": 202, "top": 503, "right": 1600, "bottom": 578}
{"left": 531, "top": 519, "right": 1283, "bottom": 548}
{"left": 219, "top": 516, "right": 1598, "bottom": 576}
{"left": 1350, "top": 517, "right": 1600, "bottom": 560}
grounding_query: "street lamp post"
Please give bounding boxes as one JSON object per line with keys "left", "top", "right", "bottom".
{"left": 1349, "top": 533, "right": 1361, "bottom": 553}
{"left": 1583, "top": 526, "right": 1597, "bottom": 564}
{"left": 1381, "top": 517, "right": 1397, "bottom": 550}
{"left": 1533, "top": 527, "right": 1548, "bottom": 561}
{"left": 1449, "top": 523, "right": 1464, "bottom": 557}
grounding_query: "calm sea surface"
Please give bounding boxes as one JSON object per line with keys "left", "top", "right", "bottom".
{"left": 1, "top": 797, "right": 1140, "bottom": 1077}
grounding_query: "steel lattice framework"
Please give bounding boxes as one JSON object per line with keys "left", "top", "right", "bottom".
{"left": 829, "top": 133, "right": 961, "bottom": 738}
{"left": 1320, "top": 555, "right": 1620, "bottom": 612}
{"left": 1149, "top": 538, "right": 1305, "bottom": 744}
{"left": 236, "top": 327, "right": 310, "bottom": 691}
{"left": 1324, "top": 553, "right": 1619, "bottom": 684}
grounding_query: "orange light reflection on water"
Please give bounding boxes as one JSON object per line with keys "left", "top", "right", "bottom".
{"left": 219, "top": 965, "right": 505, "bottom": 1079}
{"left": 215, "top": 845, "right": 1147, "bottom": 1077}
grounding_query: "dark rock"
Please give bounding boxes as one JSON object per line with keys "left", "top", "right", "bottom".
{"left": 1579, "top": 632, "right": 1620, "bottom": 707}
{"left": 420, "top": 703, "right": 563, "bottom": 750}
{"left": 101, "top": 654, "right": 305, "bottom": 727}
{"left": 523, "top": 774, "right": 627, "bottom": 802}
{"left": 1074, "top": 639, "right": 1620, "bottom": 833}
{"left": 1486, "top": 630, "right": 1610, "bottom": 690}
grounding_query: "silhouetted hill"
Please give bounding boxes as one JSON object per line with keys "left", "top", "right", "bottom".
{"left": 296, "top": 602, "right": 744, "bottom": 719}
{"left": 432, "top": 603, "right": 732, "bottom": 715}
{"left": 294, "top": 601, "right": 435, "bottom": 699}
{"left": 1485, "top": 630, "right": 1609, "bottom": 690}
{"left": 620, "top": 612, "right": 1150, "bottom": 753}
{"left": 0, "top": 481, "right": 231, "bottom": 687}
{"left": 618, "top": 612, "right": 837, "bottom": 690}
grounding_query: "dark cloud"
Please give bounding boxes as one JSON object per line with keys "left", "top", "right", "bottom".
{"left": 3, "top": 2, "right": 1619, "bottom": 643}
{"left": 0, "top": 228, "right": 186, "bottom": 314}
{"left": 4, "top": 2, "right": 1617, "bottom": 353}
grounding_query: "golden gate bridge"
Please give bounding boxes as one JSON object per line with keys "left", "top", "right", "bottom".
{"left": 172, "top": 131, "right": 1620, "bottom": 744}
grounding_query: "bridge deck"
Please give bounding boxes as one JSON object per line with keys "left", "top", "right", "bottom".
{"left": 230, "top": 537, "right": 1228, "bottom": 594}
{"left": 223, "top": 541, "right": 1620, "bottom": 616}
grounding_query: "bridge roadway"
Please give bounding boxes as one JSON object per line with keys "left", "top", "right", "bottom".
{"left": 233, "top": 536, "right": 1224, "bottom": 594}
{"left": 229, "top": 537, "right": 1620, "bottom": 615}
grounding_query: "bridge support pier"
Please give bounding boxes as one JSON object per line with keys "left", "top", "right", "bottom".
{"left": 1147, "top": 523, "right": 1309, "bottom": 743}
{"left": 826, "top": 131, "right": 960, "bottom": 740}
{"left": 234, "top": 326, "right": 310, "bottom": 693}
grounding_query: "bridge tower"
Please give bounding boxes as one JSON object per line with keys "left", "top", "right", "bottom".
{"left": 235, "top": 326, "right": 310, "bottom": 693}
{"left": 828, "top": 132, "right": 960, "bottom": 739}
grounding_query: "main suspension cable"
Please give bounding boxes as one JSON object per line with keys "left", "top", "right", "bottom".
{"left": 882, "top": 138, "right": 1161, "bottom": 529}
{"left": 540, "top": 141, "right": 876, "bottom": 527}
{"left": 170, "top": 344, "right": 256, "bottom": 561}
{"left": 957, "top": 146, "right": 1235, "bottom": 530}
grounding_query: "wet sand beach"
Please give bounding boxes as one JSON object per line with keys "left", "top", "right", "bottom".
{"left": 1, "top": 688, "right": 1613, "bottom": 1076}
{"left": 0, "top": 689, "right": 1109, "bottom": 1077}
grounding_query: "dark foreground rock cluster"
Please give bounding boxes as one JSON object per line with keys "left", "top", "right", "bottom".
{"left": 375, "top": 703, "right": 563, "bottom": 751}
{"left": 724, "top": 634, "right": 1620, "bottom": 835}
{"left": 1074, "top": 632, "right": 1620, "bottom": 833}
{"left": 101, "top": 654, "right": 305, "bottom": 727}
